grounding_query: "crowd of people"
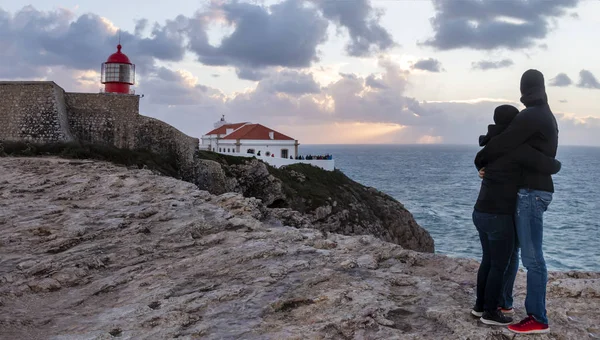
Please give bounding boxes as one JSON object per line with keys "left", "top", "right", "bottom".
{"left": 295, "top": 154, "right": 333, "bottom": 160}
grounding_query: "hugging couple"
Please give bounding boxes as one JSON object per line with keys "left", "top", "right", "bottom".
{"left": 472, "top": 69, "right": 560, "bottom": 334}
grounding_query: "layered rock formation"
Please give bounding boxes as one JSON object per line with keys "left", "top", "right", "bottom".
{"left": 1, "top": 157, "right": 598, "bottom": 340}
{"left": 194, "top": 152, "right": 434, "bottom": 253}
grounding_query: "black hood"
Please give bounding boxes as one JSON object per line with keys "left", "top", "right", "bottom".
{"left": 480, "top": 105, "right": 519, "bottom": 146}
{"left": 493, "top": 104, "right": 519, "bottom": 125}
{"left": 520, "top": 69, "right": 548, "bottom": 107}
{"left": 479, "top": 124, "right": 509, "bottom": 146}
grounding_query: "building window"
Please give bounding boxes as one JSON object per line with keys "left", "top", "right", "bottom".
{"left": 247, "top": 149, "right": 255, "bottom": 154}
{"left": 281, "top": 149, "right": 288, "bottom": 159}
{"left": 227, "top": 148, "right": 230, "bottom": 152}
{"left": 219, "top": 148, "right": 222, "bottom": 152}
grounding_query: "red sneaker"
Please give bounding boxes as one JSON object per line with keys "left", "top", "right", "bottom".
{"left": 508, "top": 315, "right": 549, "bottom": 334}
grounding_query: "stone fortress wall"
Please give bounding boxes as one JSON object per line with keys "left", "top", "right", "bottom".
{"left": 0, "top": 81, "right": 199, "bottom": 179}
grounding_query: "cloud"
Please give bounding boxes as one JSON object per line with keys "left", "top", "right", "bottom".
{"left": 559, "top": 99, "right": 568, "bottom": 103}
{"left": 187, "top": 0, "right": 394, "bottom": 72}
{"left": 235, "top": 67, "right": 269, "bottom": 81}
{"left": 134, "top": 59, "right": 521, "bottom": 145}
{"left": 471, "top": 59, "right": 513, "bottom": 70}
{"left": 549, "top": 73, "right": 573, "bottom": 87}
{"left": 553, "top": 113, "right": 600, "bottom": 145}
{"left": 421, "top": 0, "right": 580, "bottom": 50}
{"left": 310, "top": 0, "right": 395, "bottom": 56}
{"left": 1, "top": 2, "right": 395, "bottom": 81}
{"left": 187, "top": 0, "right": 329, "bottom": 70}
{"left": 256, "top": 70, "right": 321, "bottom": 95}
{"left": 365, "top": 74, "right": 388, "bottom": 89}
{"left": 411, "top": 58, "right": 444, "bottom": 72}
{"left": 0, "top": 6, "right": 188, "bottom": 78}
{"left": 577, "top": 69, "right": 600, "bottom": 89}
{"left": 140, "top": 67, "right": 225, "bottom": 106}
{"left": 128, "top": 57, "right": 600, "bottom": 147}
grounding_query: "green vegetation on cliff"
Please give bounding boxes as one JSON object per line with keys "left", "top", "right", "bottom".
{"left": 0, "top": 141, "right": 179, "bottom": 178}
{"left": 197, "top": 150, "right": 396, "bottom": 213}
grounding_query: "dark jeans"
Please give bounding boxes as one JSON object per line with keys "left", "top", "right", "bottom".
{"left": 472, "top": 210, "right": 516, "bottom": 312}
{"left": 514, "top": 188, "right": 552, "bottom": 325}
{"left": 500, "top": 230, "right": 519, "bottom": 309}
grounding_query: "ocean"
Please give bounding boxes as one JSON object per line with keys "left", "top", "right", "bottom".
{"left": 299, "top": 144, "right": 600, "bottom": 272}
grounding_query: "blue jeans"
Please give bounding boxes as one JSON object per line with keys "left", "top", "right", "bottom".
{"left": 472, "top": 210, "right": 516, "bottom": 312}
{"left": 500, "top": 230, "right": 519, "bottom": 309}
{"left": 514, "top": 188, "right": 553, "bottom": 325}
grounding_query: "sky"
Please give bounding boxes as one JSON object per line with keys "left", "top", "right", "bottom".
{"left": 1, "top": 0, "right": 599, "bottom": 145}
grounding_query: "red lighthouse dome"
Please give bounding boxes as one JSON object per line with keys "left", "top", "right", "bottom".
{"left": 101, "top": 44, "right": 135, "bottom": 94}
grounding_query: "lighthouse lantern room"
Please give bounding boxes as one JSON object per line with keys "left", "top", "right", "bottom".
{"left": 101, "top": 44, "right": 136, "bottom": 94}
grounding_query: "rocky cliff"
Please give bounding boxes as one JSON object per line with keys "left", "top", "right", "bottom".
{"left": 0, "top": 143, "right": 434, "bottom": 253}
{"left": 194, "top": 151, "right": 434, "bottom": 253}
{"left": 1, "top": 157, "right": 598, "bottom": 340}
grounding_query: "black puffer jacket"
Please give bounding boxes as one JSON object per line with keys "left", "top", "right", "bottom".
{"left": 475, "top": 69, "right": 560, "bottom": 192}
{"left": 475, "top": 121, "right": 561, "bottom": 215}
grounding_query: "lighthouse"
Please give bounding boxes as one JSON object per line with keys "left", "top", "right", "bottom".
{"left": 100, "top": 44, "right": 135, "bottom": 94}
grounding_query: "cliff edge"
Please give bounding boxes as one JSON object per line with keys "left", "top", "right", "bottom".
{"left": 194, "top": 151, "right": 434, "bottom": 253}
{"left": 1, "top": 157, "right": 598, "bottom": 340}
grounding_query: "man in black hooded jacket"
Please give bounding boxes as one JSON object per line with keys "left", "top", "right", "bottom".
{"left": 475, "top": 69, "right": 559, "bottom": 334}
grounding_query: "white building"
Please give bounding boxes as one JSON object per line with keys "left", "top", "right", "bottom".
{"left": 200, "top": 116, "right": 334, "bottom": 171}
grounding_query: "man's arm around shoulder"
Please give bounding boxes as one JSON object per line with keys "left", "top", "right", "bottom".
{"left": 478, "top": 109, "right": 538, "bottom": 165}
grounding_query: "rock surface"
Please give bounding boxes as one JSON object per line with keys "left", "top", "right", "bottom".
{"left": 194, "top": 152, "right": 434, "bottom": 253}
{"left": 1, "top": 157, "right": 599, "bottom": 340}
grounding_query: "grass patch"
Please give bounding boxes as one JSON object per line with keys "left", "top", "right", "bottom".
{"left": 196, "top": 150, "right": 253, "bottom": 166}
{"left": 267, "top": 163, "right": 353, "bottom": 211}
{"left": 193, "top": 150, "right": 386, "bottom": 213}
{"left": 0, "top": 141, "right": 180, "bottom": 178}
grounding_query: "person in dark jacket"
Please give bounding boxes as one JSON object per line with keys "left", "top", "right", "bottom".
{"left": 471, "top": 104, "right": 561, "bottom": 326}
{"left": 475, "top": 69, "right": 559, "bottom": 334}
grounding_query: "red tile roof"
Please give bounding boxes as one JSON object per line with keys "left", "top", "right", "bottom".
{"left": 204, "top": 123, "right": 248, "bottom": 136}
{"left": 221, "top": 124, "right": 294, "bottom": 141}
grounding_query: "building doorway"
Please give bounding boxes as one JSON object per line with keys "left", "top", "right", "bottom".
{"left": 281, "top": 149, "right": 289, "bottom": 159}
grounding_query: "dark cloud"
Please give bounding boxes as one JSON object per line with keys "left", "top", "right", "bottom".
{"left": 187, "top": 0, "right": 328, "bottom": 69}
{"left": 577, "top": 70, "right": 600, "bottom": 89}
{"left": 471, "top": 59, "right": 514, "bottom": 70}
{"left": 422, "top": 0, "right": 580, "bottom": 50}
{"left": 549, "top": 73, "right": 573, "bottom": 87}
{"left": 134, "top": 19, "right": 148, "bottom": 36}
{"left": 0, "top": 6, "right": 188, "bottom": 78}
{"left": 236, "top": 67, "right": 269, "bottom": 81}
{"left": 310, "top": 0, "right": 394, "bottom": 56}
{"left": 412, "top": 58, "right": 444, "bottom": 72}
{"left": 2, "top": 2, "right": 395, "bottom": 81}
{"left": 134, "top": 15, "right": 189, "bottom": 62}
{"left": 256, "top": 70, "right": 321, "bottom": 95}
{"left": 365, "top": 74, "right": 388, "bottom": 89}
